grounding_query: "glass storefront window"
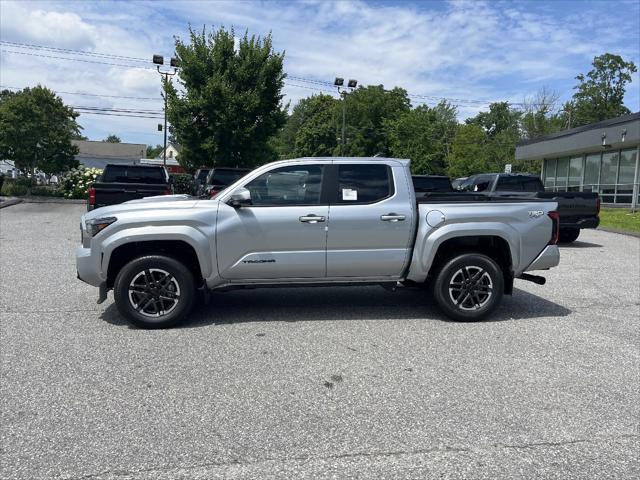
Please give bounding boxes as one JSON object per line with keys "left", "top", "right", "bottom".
{"left": 583, "top": 153, "right": 601, "bottom": 193}
{"left": 599, "top": 151, "right": 619, "bottom": 202}
{"left": 544, "top": 158, "right": 556, "bottom": 190}
{"left": 555, "top": 157, "right": 569, "bottom": 191}
{"left": 617, "top": 149, "right": 637, "bottom": 204}
{"left": 568, "top": 156, "right": 583, "bottom": 191}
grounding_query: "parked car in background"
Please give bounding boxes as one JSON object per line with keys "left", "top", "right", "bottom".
{"left": 76, "top": 157, "right": 561, "bottom": 328}
{"left": 451, "top": 177, "right": 467, "bottom": 191}
{"left": 202, "top": 167, "right": 252, "bottom": 198}
{"left": 88, "top": 164, "right": 172, "bottom": 211}
{"left": 458, "top": 173, "right": 600, "bottom": 243}
{"left": 193, "top": 168, "right": 211, "bottom": 195}
{"left": 412, "top": 175, "right": 454, "bottom": 195}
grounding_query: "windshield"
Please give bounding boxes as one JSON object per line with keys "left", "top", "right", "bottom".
{"left": 210, "top": 170, "right": 250, "bottom": 186}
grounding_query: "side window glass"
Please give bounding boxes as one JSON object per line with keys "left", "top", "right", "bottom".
{"left": 245, "top": 165, "right": 323, "bottom": 206}
{"left": 473, "top": 178, "right": 490, "bottom": 192}
{"left": 335, "top": 164, "right": 393, "bottom": 204}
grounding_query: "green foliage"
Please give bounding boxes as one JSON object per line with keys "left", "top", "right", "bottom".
{"left": 447, "top": 124, "right": 491, "bottom": 178}
{"left": 166, "top": 26, "right": 287, "bottom": 170}
{"left": 568, "top": 53, "right": 637, "bottom": 127}
{"left": 0, "top": 86, "right": 81, "bottom": 175}
{"left": 30, "top": 185, "right": 64, "bottom": 197}
{"left": 59, "top": 166, "right": 102, "bottom": 199}
{"left": 146, "top": 144, "right": 163, "bottom": 158}
{"left": 385, "top": 101, "right": 458, "bottom": 174}
{"left": 338, "top": 86, "right": 411, "bottom": 157}
{"left": 103, "top": 134, "right": 121, "bottom": 143}
{"left": 466, "top": 102, "right": 521, "bottom": 138}
{"left": 520, "top": 87, "right": 565, "bottom": 140}
{"left": 287, "top": 94, "right": 339, "bottom": 158}
{"left": 170, "top": 173, "right": 195, "bottom": 194}
{"left": 0, "top": 179, "right": 28, "bottom": 197}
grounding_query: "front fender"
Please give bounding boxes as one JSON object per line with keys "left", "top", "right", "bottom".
{"left": 99, "top": 225, "right": 214, "bottom": 279}
{"left": 406, "top": 222, "right": 519, "bottom": 282}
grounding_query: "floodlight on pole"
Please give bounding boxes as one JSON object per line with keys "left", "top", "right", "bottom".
{"left": 335, "top": 76, "right": 358, "bottom": 155}
{"left": 154, "top": 55, "right": 179, "bottom": 167}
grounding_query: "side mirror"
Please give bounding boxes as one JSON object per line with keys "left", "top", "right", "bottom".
{"left": 228, "top": 187, "right": 252, "bottom": 208}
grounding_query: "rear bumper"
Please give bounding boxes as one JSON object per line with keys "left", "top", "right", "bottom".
{"left": 524, "top": 245, "right": 560, "bottom": 272}
{"left": 561, "top": 216, "right": 599, "bottom": 230}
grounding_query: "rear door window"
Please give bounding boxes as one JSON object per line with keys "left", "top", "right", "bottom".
{"left": 334, "top": 164, "right": 393, "bottom": 204}
{"left": 103, "top": 166, "right": 166, "bottom": 184}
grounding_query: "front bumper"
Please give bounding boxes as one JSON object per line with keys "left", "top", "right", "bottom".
{"left": 75, "top": 246, "right": 105, "bottom": 287}
{"left": 524, "top": 245, "right": 560, "bottom": 272}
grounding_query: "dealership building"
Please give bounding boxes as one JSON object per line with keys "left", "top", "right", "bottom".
{"left": 515, "top": 112, "right": 640, "bottom": 207}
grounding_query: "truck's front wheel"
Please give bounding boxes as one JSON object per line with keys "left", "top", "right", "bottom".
{"left": 113, "top": 255, "right": 196, "bottom": 329}
{"left": 431, "top": 253, "right": 504, "bottom": 322}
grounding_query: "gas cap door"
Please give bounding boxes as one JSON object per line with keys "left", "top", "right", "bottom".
{"left": 426, "top": 209, "right": 446, "bottom": 228}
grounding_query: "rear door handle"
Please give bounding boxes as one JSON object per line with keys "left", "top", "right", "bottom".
{"left": 299, "top": 215, "right": 326, "bottom": 224}
{"left": 380, "top": 213, "right": 406, "bottom": 222}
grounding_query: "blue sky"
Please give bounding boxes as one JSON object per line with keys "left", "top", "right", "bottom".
{"left": 1, "top": 0, "right": 638, "bottom": 147}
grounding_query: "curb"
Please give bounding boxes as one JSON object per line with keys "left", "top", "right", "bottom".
{"left": 597, "top": 227, "right": 640, "bottom": 238}
{"left": 0, "top": 197, "right": 23, "bottom": 209}
{"left": 22, "top": 196, "right": 86, "bottom": 205}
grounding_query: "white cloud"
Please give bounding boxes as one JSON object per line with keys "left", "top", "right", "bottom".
{"left": 0, "top": 0, "right": 637, "bottom": 144}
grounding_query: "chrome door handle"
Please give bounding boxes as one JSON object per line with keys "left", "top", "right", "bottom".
{"left": 299, "top": 215, "right": 326, "bottom": 223}
{"left": 380, "top": 214, "right": 406, "bottom": 222}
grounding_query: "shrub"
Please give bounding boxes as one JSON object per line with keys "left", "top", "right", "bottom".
{"left": 0, "top": 179, "right": 28, "bottom": 196}
{"left": 171, "top": 173, "right": 196, "bottom": 195}
{"left": 59, "top": 166, "right": 103, "bottom": 199}
{"left": 30, "top": 186, "right": 64, "bottom": 197}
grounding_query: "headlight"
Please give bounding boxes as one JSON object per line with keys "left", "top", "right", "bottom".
{"left": 85, "top": 217, "right": 117, "bottom": 236}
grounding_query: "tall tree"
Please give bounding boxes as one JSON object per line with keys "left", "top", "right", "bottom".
{"left": 520, "top": 87, "right": 564, "bottom": 140}
{"left": 466, "top": 101, "right": 521, "bottom": 138}
{"left": 567, "top": 53, "right": 637, "bottom": 127}
{"left": 0, "top": 86, "right": 80, "bottom": 175}
{"left": 146, "top": 144, "right": 163, "bottom": 158}
{"left": 166, "top": 26, "right": 287, "bottom": 170}
{"left": 103, "top": 134, "right": 121, "bottom": 143}
{"left": 338, "top": 85, "right": 411, "bottom": 157}
{"left": 385, "top": 101, "right": 458, "bottom": 174}
{"left": 447, "top": 124, "right": 491, "bottom": 178}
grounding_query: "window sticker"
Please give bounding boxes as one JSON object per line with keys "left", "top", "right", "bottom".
{"left": 342, "top": 188, "right": 358, "bottom": 201}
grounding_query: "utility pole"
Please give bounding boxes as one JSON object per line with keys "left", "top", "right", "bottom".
{"left": 334, "top": 77, "right": 358, "bottom": 156}
{"left": 152, "top": 55, "right": 179, "bottom": 167}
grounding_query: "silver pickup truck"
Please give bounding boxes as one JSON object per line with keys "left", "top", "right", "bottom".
{"left": 76, "top": 157, "right": 560, "bottom": 328}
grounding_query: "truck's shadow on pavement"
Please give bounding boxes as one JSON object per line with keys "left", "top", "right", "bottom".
{"left": 100, "top": 286, "right": 571, "bottom": 329}
{"left": 559, "top": 241, "right": 603, "bottom": 248}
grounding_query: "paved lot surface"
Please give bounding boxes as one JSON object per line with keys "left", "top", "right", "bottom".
{"left": 1, "top": 203, "right": 639, "bottom": 479}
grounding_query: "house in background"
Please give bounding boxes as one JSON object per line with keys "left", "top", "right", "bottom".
{"left": 157, "top": 143, "right": 181, "bottom": 161}
{"left": 73, "top": 140, "right": 147, "bottom": 169}
{"left": 516, "top": 112, "right": 640, "bottom": 208}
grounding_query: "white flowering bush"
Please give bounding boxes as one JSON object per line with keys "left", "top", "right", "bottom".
{"left": 59, "top": 166, "right": 103, "bottom": 199}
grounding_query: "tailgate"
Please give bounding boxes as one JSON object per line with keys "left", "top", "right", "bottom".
{"left": 538, "top": 192, "right": 599, "bottom": 225}
{"left": 94, "top": 183, "right": 169, "bottom": 207}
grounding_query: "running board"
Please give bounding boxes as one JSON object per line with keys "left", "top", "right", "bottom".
{"left": 518, "top": 273, "right": 546, "bottom": 285}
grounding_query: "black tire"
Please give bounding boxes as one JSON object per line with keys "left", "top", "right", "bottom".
{"left": 113, "top": 255, "right": 196, "bottom": 329}
{"left": 431, "top": 253, "right": 504, "bottom": 322}
{"left": 559, "top": 228, "right": 580, "bottom": 244}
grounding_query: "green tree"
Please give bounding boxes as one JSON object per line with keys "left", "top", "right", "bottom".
{"left": 466, "top": 101, "right": 521, "bottom": 138}
{"left": 338, "top": 85, "right": 411, "bottom": 157}
{"left": 520, "top": 87, "right": 564, "bottom": 140}
{"left": 385, "top": 101, "right": 458, "bottom": 174}
{"left": 146, "top": 144, "right": 163, "bottom": 158}
{"left": 0, "top": 86, "right": 80, "bottom": 176}
{"left": 166, "top": 26, "right": 287, "bottom": 170}
{"left": 567, "top": 53, "right": 637, "bottom": 127}
{"left": 447, "top": 124, "right": 491, "bottom": 178}
{"left": 103, "top": 134, "right": 121, "bottom": 143}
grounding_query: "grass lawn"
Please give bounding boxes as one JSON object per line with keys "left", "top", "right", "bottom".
{"left": 599, "top": 208, "right": 640, "bottom": 234}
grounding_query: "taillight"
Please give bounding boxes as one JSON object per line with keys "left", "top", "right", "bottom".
{"left": 548, "top": 211, "right": 560, "bottom": 245}
{"left": 596, "top": 196, "right": 601, "bottom": 214}
{"left": 88, "top": 186, "right": 96, "bottom": 206}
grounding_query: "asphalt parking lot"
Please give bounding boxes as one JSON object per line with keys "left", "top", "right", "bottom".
{"left": 1, "top": 202, "right": 639, "bottom": 479}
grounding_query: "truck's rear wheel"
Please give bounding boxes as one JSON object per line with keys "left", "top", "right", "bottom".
{"left": 432, "top": 253, "right": 504, "bottom": 322}
{"left": 113, "top": 255, "right": 196, "bottom": 329}
{"left": 559, "top": 228, "right": 580, "bottom": 243}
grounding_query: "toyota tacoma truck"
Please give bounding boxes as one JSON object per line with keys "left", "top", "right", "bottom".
{"left": 76, "top": 158, "right": 560, "bottom": 329}
{"left": 457, "top": 173, "right": 600, "bottom": 243}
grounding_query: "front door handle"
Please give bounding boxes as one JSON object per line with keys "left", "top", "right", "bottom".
{"left": 381, "top": 213, "right": 406, "bottom": 222}
{"left": 299, "top": 215, "right": 326, "bottom": 224}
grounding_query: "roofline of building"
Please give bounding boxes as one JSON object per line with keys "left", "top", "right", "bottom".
{"left": 517, "top": 112, "right": 640, "bottom": 147}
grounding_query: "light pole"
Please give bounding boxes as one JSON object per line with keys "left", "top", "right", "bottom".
{"left": 153, "top": 55, "right": 179, "bottom": 167}
{"left": 334, "top": 77, "right": 357, "bottom": 155}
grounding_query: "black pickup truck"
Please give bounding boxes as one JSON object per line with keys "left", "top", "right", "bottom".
{"left": 412, "top": 175, "right": 454, "bottom": 195}
{"left": 88, "top": 164, "right": 172, "bottom": 211}
{"left": 458, "top": 173, "right": 600, "bottom": 243}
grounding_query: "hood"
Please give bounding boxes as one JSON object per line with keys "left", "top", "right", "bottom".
{"left": 85, "top": 195, "right": 200, "bottom": 220}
